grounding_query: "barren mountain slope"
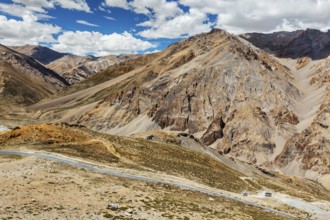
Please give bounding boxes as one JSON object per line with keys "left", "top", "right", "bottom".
{"left": 46, "top": 54, "right": 139, "bottom": 84}
{"left": 23, "top": 29, "right": 330, "bottom": 190}
{"left": 31, "top": 29, "right": 301, "bottom": 166}
{"left": 0, "top": 45, "right": 68, "bottom": 105}
{"left": 10, "top": 44, "right": 67, "bottom": 65}
{"left": 80, "top": 29, "right": 301, "bottom": 165}
{"left": 274, "top": 57, "right": 330, "bottom": 190}
{"left": 241, "top": 29, "right": 330, "bottom": 60}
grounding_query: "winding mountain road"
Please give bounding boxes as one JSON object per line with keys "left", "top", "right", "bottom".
{"left": 0, "top": 149, "right": 295, "bottom": 219}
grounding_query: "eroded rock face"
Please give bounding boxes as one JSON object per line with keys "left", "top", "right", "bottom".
{"left": 276, "top": 82, "right": 330, "bottom": 186}
{"left": 76, "top": 29, "right": 300, "bottom": 166}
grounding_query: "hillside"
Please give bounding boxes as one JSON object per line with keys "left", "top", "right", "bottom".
{"left": 0, "top": 45, "right": 68, "bottom": 106}
{"left": 10, "top": 44, "right": 67, "bottom": 65}
{"left": 1, "top": 28, "right": 330, "bottom": 219}
{"left": 241, "top": 29, "right": 330, "bottom": 60}
{"left": 23, "top": 29, "right": 330, "bottom": 191}
{"left": 274, "top": 57, "right": 330, "bottom": 190}
{"left": 1, "top": 123, "right": 330, "bottom": 219}
{"left": 10, "top": 44, "right": 139, "bottom": 84}
{"left": 46, "top": 54, "right": 139, "bottom": 84}
{"left": 32, "top": 29, "right": 298, "bottom": 162}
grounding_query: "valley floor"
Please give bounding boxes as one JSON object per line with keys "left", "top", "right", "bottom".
{"left": 1, "top": 149, "right": 330, "bottom": 219}
{"left": 0, "top": 153, "right": 293, "bottom": 220}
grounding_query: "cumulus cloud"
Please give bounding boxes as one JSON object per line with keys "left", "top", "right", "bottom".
{"left": 180, "top": 0, "right": 330, "bottom": 33}
{"left": 8, "top": 0, "right": 91, "bottom": 14}
{"left": 0, "top": 15, "right": 60, "bottom": 46}
{"left": 103, "top": 0, "right": 330, "bottom": 37}
{"left": 76, "top": 20, "right": 99, "bottom": 27}
{"left": 0, "top": 0, "right": 91, "bottom": 46}
{"left": 0, "top": 3, "right": 53, "bottom": 20}
{"left": 0, "top": 0, "right": 91, "bottom": 22}
{"left": 52, "top": 31, "right": 156, "bottom": 56}
{"left": 104, "top": 0, "right": 129, "bottom": 10}
{"left": 54, "top": 0, "right": 91, "bottom": 13}
{"left": 138, "top": 8, "right": 212, "bottom": 39}
{"left": 12, "top": 0, "right": 54, "bottom": 13}
{"left": 103, "top": 0, "right": 212, "bottom": 39}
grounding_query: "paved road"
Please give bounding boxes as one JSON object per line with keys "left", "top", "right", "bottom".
{"left": 0, "top": 150, "right": 295, "bottom": 219}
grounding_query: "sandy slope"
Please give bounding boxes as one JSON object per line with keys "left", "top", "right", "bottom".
{"left": 275, "top": 58, "right": 326, "bottom": 132}
{"left": 0, "top": 150, "right": 310, "bottom": 219}
{"left": 28, "top": 67, "right": 139, "bottom": 111}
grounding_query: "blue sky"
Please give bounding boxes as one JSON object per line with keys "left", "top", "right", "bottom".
{"left": 0, "top": 0, "right": 330, "bottom": 56}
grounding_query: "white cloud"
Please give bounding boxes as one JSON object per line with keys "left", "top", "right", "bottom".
{"left": 54, "top": 0, "right": 91, "bottom": 13}
{"left": 138, "top": 8, "right": 213, "bottom": 39}
{"left": 145, "top": 49, "right": 160, "bottom": 54}
{"left": 179, "top": 0, "right": 330, "bottom": 34}
{"left": 76, "top": 20, "right": 99, "bottom": 27}
{"left": 104, "top": 0, "right": 129, "bottom": 10}
{"left": 0, "top": 15, "right": 60, "bottom": 46}
{"left": 104, "top": 16, "right": 115, "bottom": 21}
{"left": 98, "top": 3, "right": 112, "bottom": 13}
{"left": 0, "top": 3, "right": 53, "bottom": 20}
{"left": 12, "top": 0, "right": 53, "bottom": 13}
{"left": 7, "top": 0, "right": 91, "bottom": 14}
{"left": 103, "top": 0, "right": 330, "bottom": 38}
{"left": 129, "top": 0, "right": 182, "bottom": 17}
{"left": 103, "top": 0, "right": 212, "bottom": 39}
{"left": 52, "top": 31, "right": 156, "bottom": 56}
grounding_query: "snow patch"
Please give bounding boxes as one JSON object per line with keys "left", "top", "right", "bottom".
{"left": 0, "top": 125, "right": 10, "bottom": 132}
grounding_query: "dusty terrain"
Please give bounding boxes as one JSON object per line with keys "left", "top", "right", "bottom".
{"left": 1, "top": 123, "right": 330, "bottom": 219}
{"left": 1, "top": 28, "right": 329, "bottom": 191}
{"left": 1, "top": 28, "right": 330, "bottom": 219}
{"left": 15, "top": 29, "right": 328, "bottom": 190}
{"left": 0, "top": 154, "right": 296, "bottom": 220}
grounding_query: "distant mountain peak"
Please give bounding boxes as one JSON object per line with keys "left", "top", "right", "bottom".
{"left": 9, "top": 44, "right": 67, "bottom": 65}
{"left": 240, "top": 29, "right": 330, "bottom": 60}
{"left": 0, "top": 44, "right": 68, "bottom": 105}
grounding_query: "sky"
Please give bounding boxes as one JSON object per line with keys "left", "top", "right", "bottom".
{"left": 0, "top": 0, "right": 330, "bottom": 56}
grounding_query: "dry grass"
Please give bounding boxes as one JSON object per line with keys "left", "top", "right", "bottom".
{"left": 1, "top": 122, "right": 329, "bottom": 202}
{"left": 0, "top": 123, "right": 252, "bottom": 193}
{"left": 0, "top": 156, "right": 291, "bottom": 220}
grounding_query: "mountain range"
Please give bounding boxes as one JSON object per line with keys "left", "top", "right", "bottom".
{"left": 241, "top": 29, "right": 330, "bottom": 60}
{"left": 1, "top": 28, "right": 330, "bottom": 219}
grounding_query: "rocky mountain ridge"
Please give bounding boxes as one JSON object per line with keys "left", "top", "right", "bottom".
{"left": 11, "top": 44, "right": 138, "bottom": 84}
{"left": 10, "top": 44, "right": 67, "bottom": 65}
{"left": 0, "top": 44, "right": 68, "bottom": 105}
{"left": 241, "top": 29, "right": 330, "bottom": 60}
{"left": 1, "top": 28, "right": 329, "bottom": 191}
{"left": 29, "top": 29, "right": 306, "bottom": 180}
{"left": 46, "top": 54, "right": 139, "bottom": 84}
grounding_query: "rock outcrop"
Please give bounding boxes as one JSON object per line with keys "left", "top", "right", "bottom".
{"left": 275, "top": 57, "right": 330, "bottom": 189}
